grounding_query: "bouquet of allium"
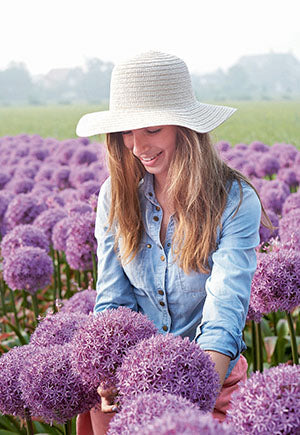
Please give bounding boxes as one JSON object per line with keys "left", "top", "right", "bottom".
{"left": 116, "top": 334, "right": 220, "bottom": 412}
{"left": 227, "top": 364, "right": 300, "bottom": 434}
{"left": 70, "top": 307, "right": 158, "bottom": 389}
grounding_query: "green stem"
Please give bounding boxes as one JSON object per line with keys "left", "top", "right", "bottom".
{"left": 31, "top": 293, "right": 39, "bottom": 323}
{"left": 56, "top": 250, "right": 62, "bottom": 299}
{"left": 9, "top": 288, "right": 20, "bottom": 329}
{"left": 25, "top": 407, "right": 34, "bottom": 435}
{"left": 255, "top": 322, "right": 264, "bottom": 372}
{"left": 286, "top": 310, "right": 299, "bottom": 364}
{"left": 0, "top": 279, "right": 7, "bottom": 332}
{"left": 64, "top": 420, "right": 72, "bottom": 435}
{"left": 92, "top": 251, "right": 97, "bottom": 290}
{"left": 84, "top": 271, "right": 89, "bottom": 289}
{"left": 272, "top": 312, "right": 279, "bottom": 365}
{"left": 50, "top": 246, "right": 58, "bottom": 310}
{"left": 251, "top": 320, "right": 257, "bottom": 372}
{"left": 75, "top": 270, "right": 81, "bottom": 288}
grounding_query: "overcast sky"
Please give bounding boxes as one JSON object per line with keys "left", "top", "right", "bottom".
{"left": 2, "top": 0, "right": 300, "bottom": 76}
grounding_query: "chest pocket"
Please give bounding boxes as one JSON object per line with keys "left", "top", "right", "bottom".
{"left": 175, "top": 254, "right": 212, "bottom": 295}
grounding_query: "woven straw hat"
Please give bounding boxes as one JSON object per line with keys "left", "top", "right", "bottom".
{"left": 76, "top": 51, "right": 236, "bottom": 137}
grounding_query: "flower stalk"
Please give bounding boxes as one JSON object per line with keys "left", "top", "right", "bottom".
{"left": 285, "top": 310, "right": 299, "bottom": 364}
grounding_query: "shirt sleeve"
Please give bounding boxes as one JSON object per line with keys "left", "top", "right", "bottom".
{"left": 93, "top": 177, "right": 138, "bottom": 314}
{"left": 195, "top": 181, "right": 261, "bottom": 359}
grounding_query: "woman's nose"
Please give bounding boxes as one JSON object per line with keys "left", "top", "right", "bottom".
{"left": 132, "top": 133, "right": 148, "bottom": 155}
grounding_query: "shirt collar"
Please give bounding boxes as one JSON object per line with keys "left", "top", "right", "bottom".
{"left": 140, "top": 172, "right": 158, "bottom": 205}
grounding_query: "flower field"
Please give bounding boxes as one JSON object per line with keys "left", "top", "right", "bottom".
{"left": 0, "top": 131, "right": 299, "bottom": 434}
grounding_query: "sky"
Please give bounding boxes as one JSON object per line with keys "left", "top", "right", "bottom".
{"left": 1, "top": 0, "right": 300, "bottom": 76}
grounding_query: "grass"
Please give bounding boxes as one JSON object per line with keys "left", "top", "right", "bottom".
{"left": 0, "top": 101, "right": 300, "bottom": 147}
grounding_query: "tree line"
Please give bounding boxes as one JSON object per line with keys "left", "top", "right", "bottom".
{"left": 1, "top": 52, "right": 300, "bottom": 105}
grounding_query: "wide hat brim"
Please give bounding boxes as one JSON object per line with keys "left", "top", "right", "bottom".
{"left": 76, "top": 102, "right": 236, "bottom": 137}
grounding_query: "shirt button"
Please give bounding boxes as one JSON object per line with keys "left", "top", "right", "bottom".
{"left": 162, "top": 325, "right": 168, "bottom": 331}
{"left": 167, "top": 242, "right": 171, "bottom": 247}
{"left": 149, "top": 192, "right": 153, "bottom": 196}
{"left": 146, "top": 243, "right": 152, "bottom": 248}
{"left": 158, "top": 289, "right": 164, "bottom": 295}
{"left": 159, "top": 301, "right": 165, "bottom": 307}
{"left": 153, "top": 216, "right": 159, "bottom": 222}
{"left": 156, "top": 206, "right": 161, "bottom": 211}
{"left": 160, "top": 255, "right": 165, "bottom": 261}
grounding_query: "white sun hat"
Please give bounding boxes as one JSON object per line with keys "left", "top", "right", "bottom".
{"left": 76, "top": 51, "right": 236, "bottom": 137}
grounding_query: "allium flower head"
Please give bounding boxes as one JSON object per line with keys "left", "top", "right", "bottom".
{"left": 0, "top": 191, "right": 15, "bottom": 234}
{"left": 77, "top": 180, "right": 104, "bottom": 202}
{"left": 279, "top": 208, "right": 300, "bottom": 249}
{"left": 259, "top": 209, "right": 278, "bottom": 244}
{"left": 139, "top": 408, "right": 235, "bottom": 435}
{"left": 30, "top": 311, "right": 88, "bottom": 346}
{"left": 58, "top": 188, "right": 79, "bottom": 203}
{"left": 107, "top": 391, "right": 199, "bottom": 435}
{"left": 0, "top": 345, "right": 33, "bottom": 417}
{"left": 0, "top": 170, "right": 11, "bottom": 189}
{"left": 116, "top": 334, "right": 220, "bottom": 411}
{"left": 3, "top": 193, "right": 47, "bottom": 232}
{"left": 70, "top": 307, "right": 158, "bottom": 389}
{"left": 34, "top": 207, "right": 67, "bottom": 242}
{"left": 250, "top": 247, "right": 300, "bottom": 314}
{"left": 69, "top": 167, "right": 97, "bottom": 188}
{"left": 227, "top": 364, "right": 300, "bottom": 434}
{"left": 282, "top": 191, "right": 300, "bottom": 215}
{"left": 7, "top": 177, "right": 34, "bottom": 194}
{"left": 71, "top": 147, "right": 98, "bottom": 165}
{"left": 60, "top": 289, "right": 96, "bottom": 315}
{"left": 1, "top": 224, "right": 50, "bottom": 259}
{"left": 3, "top": 246, "right": 53, "bottom": 294}
{"left": 270, "top": 142, "right": 298, "bottom": 168}
{"left": 277, "top": 167, "right": 298, "bottom": 188}
{"left": 215, "top": 140, "right": 231, "bottom": 154}
{"left": 249, "top": 141, "right": 269, "bottom": 153}
{"left": 19, "top": 344, "right": 99, "bottom": 424}
{"left": 256, "top": 154, "right": 280, "bottom": 178}
{"left": 52, "top": 216, "right": 71, "bottom": 251}
{"left": 260, "top": 180, "right": 290, "bottom": 214}
{"left": 51, "top": 166, "right": 71, "bottom": 189}
{"left": 66, "top": 201, "right": 93, "bottom": 215}
{"left": 65, "top": 211, "right": 97, "bottom": 270}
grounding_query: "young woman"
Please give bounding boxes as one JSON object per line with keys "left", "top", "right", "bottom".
{"left": 76, "top": 51, "right": 269, "bottom": 434}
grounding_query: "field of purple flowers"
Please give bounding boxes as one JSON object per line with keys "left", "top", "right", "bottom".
{"left": 0, "top": 134, "right": 299, "bottom": 434}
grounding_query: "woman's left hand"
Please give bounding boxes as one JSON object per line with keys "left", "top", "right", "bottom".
{"left": 97, "top": 385, "right": 119, "bottom": 413}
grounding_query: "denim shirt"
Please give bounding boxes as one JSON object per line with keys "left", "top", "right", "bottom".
{"left": 94, "top": 173, "right": 261, "bottom": 377}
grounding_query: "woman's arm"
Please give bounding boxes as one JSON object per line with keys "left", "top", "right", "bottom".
{"left": 205, "top": 350, "right": 230, "bottom": 387}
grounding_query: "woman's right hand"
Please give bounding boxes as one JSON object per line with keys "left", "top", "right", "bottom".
{"left": 97, "top": 385, "right": 119, "bottom": 413}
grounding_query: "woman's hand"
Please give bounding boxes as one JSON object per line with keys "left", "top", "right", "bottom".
{"left": 97, "top": 385, "right": 119, "bottom": 413}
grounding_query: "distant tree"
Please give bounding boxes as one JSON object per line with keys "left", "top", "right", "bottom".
{"left": 0, "top": 62, "right": 33, "bottom": 104}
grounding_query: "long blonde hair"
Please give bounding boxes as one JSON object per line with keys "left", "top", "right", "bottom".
{"left": 106, "top": 127, "right": 271, "bottom": 274}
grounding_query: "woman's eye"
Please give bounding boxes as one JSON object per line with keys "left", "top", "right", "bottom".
{"left": 147, "top": 128, "right": 161, "bottom": 134}
{"left": 121, "top": 130, "right": 132, "bottom": 135}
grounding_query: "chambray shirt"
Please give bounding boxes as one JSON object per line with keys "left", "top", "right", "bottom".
{"left": 94, "top": 173, "right": 261, "bottom": 377}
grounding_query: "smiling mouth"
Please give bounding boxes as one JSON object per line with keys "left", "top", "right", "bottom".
{"left": 140, "top": 152, "right": 162, "bottom": 162}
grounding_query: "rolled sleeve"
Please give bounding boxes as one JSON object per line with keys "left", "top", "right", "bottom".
{"left": 94, "top": 177, "right": 138, "bottom": 314}
{"left": 195, "top": 181, "right": 261, "bottom": 359}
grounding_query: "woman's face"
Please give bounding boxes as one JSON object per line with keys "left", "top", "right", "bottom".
{"left": 121, "top": 125, "right": 178, "bottom": 180}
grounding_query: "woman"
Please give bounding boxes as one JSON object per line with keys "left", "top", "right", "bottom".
{"left": 76, "top": 51, "right": 269, "bottom": 434}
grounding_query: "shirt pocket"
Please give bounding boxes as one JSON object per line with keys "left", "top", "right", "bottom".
{"left": 121, "top": 239, "right": 151, "bottom": 294}
{"left": 177, "top": 267, "right": 209, "bottom": 295}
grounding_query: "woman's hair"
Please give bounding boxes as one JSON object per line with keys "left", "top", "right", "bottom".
{"left": 106, "top": 127, "right": 272, "bottom": 274}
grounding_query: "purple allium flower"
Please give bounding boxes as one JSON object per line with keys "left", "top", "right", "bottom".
{"left": 60, "top": 289, "right": 96, "bottom": 315}
{"left": 255, "top": 154, "right": 280, "bottom": 178}
{"left": 34, "top": 207, "right": 67, "bottom": 243}
{"left": 227, "top": 156, "right": 245, "bottom": 171}
{"left": 55, "top": 141, "right": 77, "bottom": 165}
{"left": 259, "top": 209, "right": 278, "bottom": 244}
{"left": 249, "top": 141, "right": 269, "bottom": 153}
{"left": 246, "top": 304, "right": 263, "bottom": 323}
{"left": 51, "top": 166, "right": 71, "bottom": 189}
{"left": 215, "top": 140, "right": 231, "bottom": 154}
{"left": 221, "top": 149, "right": 244, "bottom": 163}
{"left": 279, "top": 208, "right": 300, "bottom": 249}
{"left": 260, "top": 180, "right": 290, "bottom": 214}
{"left": 250, "top": 247, "right": 300, "bottom": 314}
{"left": 6, "top": 177, "right": 34, "bottom": 194}
{"left": 69, "top": 167, "right": 97, "bottom": 188}
{"left": 250, "top": 177, "right": 268, "bottom": 194}
{"left": 52, "top": 216, "right": 71, "bottom": 251}
{"left": 77, "top": 180, "right": 103, "bottom": 202}
{"left": 13, "top": 162, "right": 40, "bottom": 179}
{"left": 116, "top": 334, "right": 220, "bottom": 411}
{"left": 0, "top": 171, "right": 11, "bottom": 189}
{"left": 34, "top": 164, "right": 56, "bottom": 183}
{"left": 139, "top": 408, "right": 235, "bottom": 435}
{"left": 277, "top": 167, "right": 299, "bottom": 189}
{"left": 3, "top": 246, "right": 53, "bottom": 294}
{"left": 282, "top": 191, "right": 300, "bottom": 215}
{"left": 29, "top": 146, "right": 50, "bottom": 161}
{"left": 66, "top": 201, "right": 93, "bottom": 215}
{"left": 0, "top": 345, "right": 33, "bottom": 417}
{"left": 107, "top": 391, "right": 199, "bottom": 435}
{"left": 3, "top": 193, "right": 47, "bottom": 232}
{"left": 270, "top": 143, "right": 298, "bottom": 168}
{"left": 241, "top": 162, "right": 257, "bottom": 178}
{"left": 227, "top": 364, "right": 300, "bottom": 435}
{"left": 1, "top": 224, "right": 50, "bottom": 258}
{"left": 71, "top": 147, "right": 98, "bottom": 166}
{"left": 70, "top": 307, "right": 158, "bottom": 389}
{"left": 19, "top": 344, "right": 99, "bottom": 424}
{"left": 235, "top": 143, "right": 248, "bottom": 151}
{"left": 58, "top": 187, "right": 79, "bottom": 203}
{"left": 30, "top": 311, "right": 88, "bottom": 346}
{"left": 0, "top": 190, "right": 14, "bottom": 221}
{"left": 65, "top": 211, "right": 97, "bottom": 270}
